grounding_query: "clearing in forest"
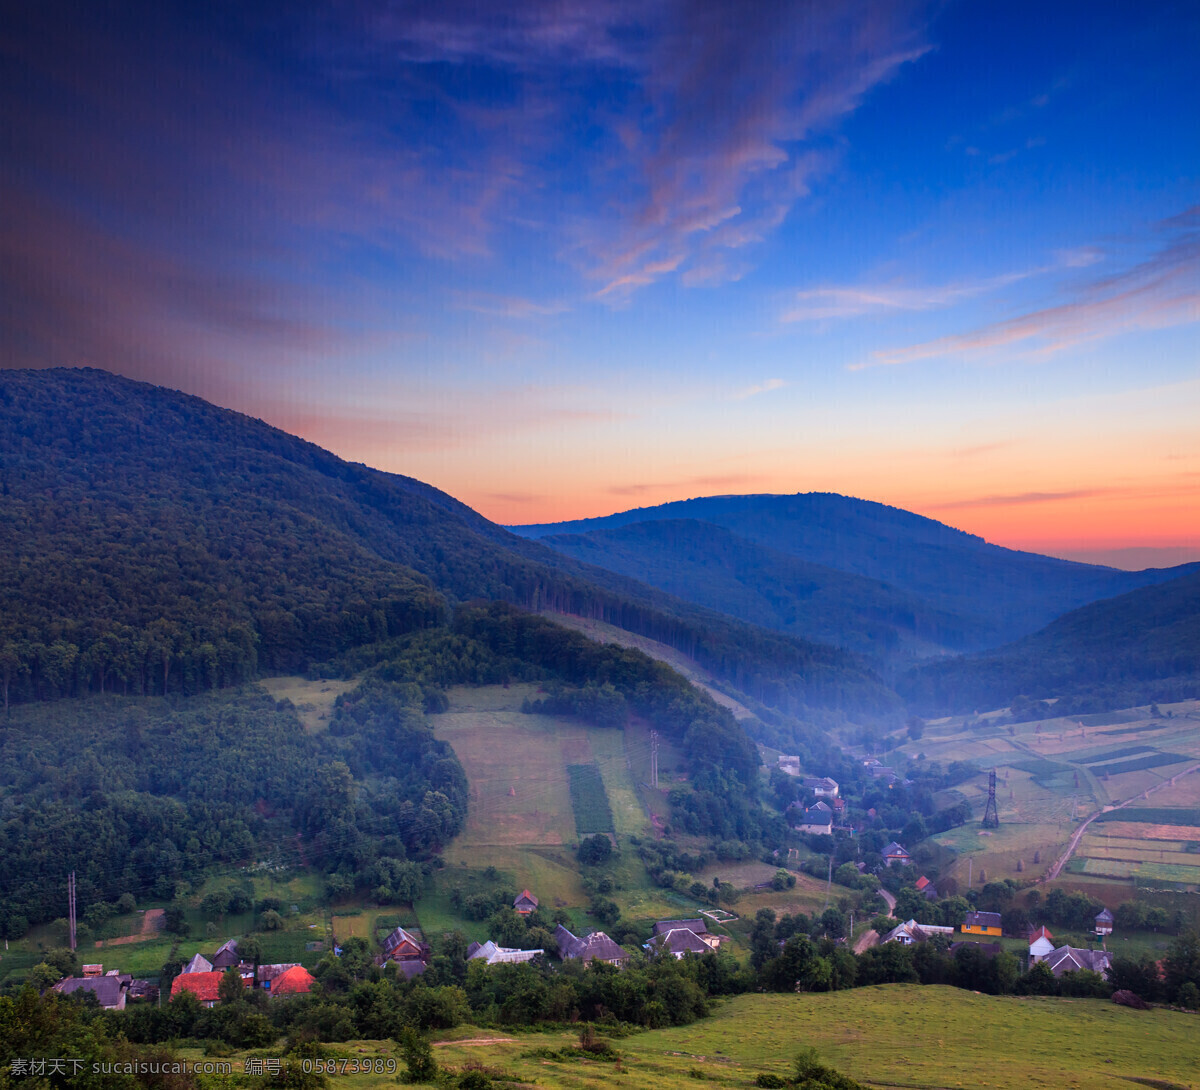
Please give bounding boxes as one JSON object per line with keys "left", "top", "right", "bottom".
{"left": 258, "top": 674, "right": 358, "bottom": 733}
{"left": 433, "top": 684, "right": 649, "bottom": 851}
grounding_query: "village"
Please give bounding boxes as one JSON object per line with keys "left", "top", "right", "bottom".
{"left": 48, "top": 874, "right": 1123, "bottom": 1014}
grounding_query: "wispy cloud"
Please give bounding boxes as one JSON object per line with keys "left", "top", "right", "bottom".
{"left": 856, "top": 207, "right": 1200, "bottom": 369}
{"left": 732, "top": 378, "right": 787, "bottom": 400}
{"left": 929, "top": 488, "right": 1115, "bottom": 511}
{"left": 582, "top": 4, "right": 932, "bottom": 297}
{"left": 483, "top": 491, "right": 545, "bottom": 506}
{"left": 453, "top": 292, "right": 569, "bottom": 319}
{"left": 783, "top": 269, "right": 1037, "bottom": 322}
{"left": 608, "top": 473, "right": 764, "bottom": 497}
{"left": 785, "top": 246, "right": 1107, "bottom": 324}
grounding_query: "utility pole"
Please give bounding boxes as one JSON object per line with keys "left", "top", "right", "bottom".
{"left": 650, "top": 731, "right": 659, "bottom": 788}
{"left": 68, "top": 871, "right": 77, "bottom": 951}
{"left": 981, "top": 769, "right": 1000, "bottom": 828}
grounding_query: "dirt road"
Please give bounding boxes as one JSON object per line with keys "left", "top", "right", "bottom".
{"left": 1045, "top": 761, "right": 1200, "bottom": 881}
{"left": 853, "top": 929, "right": 879, "bottom": 953}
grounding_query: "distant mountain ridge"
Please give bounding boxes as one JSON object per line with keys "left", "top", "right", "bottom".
{"left": 899, "top": 566, "right": 1200, "bottom": 714}
{"left": 512, "top": 493, "right": 1197, "bottom": 663}
{"left": 539, "top": 518, "right": 971, "bottom": 663}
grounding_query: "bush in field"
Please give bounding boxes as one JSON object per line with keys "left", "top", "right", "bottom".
{"left": 578, "top": 834, "right": 613, "bottom": 865}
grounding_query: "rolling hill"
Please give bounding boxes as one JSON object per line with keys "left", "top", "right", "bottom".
{"left": 514, "top": 493, "right": 1196, "bottom": 661}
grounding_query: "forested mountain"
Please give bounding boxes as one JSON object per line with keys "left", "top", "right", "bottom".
{"left": 899, "top": 567, "right": 1200, "bottom": 715}
{"left": 538, "top": 518, "right": 974, "bottom": 664}
{"left": 514, "top": 493, "right": 1196, "bottom": 658}
{"left": 0, "top": 368, "right": 894, "bottom": 720}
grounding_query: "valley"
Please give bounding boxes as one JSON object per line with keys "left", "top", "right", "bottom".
{"left": 1, "top": 370, "right": 1198, "bottom": 1088}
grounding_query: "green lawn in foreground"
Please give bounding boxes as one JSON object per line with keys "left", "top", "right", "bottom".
{"left": 184, "top": 986, "right": 1200, "bottom": 1089}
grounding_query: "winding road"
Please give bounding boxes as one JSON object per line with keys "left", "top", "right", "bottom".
{"left": 852, "top": 886, "right": 896, "bottom": 953}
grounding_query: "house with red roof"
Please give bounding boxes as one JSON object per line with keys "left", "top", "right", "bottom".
{"left": 513, "top": 890, "right": 539, "bottom": 916}
{"left": 270, "top": 966, "right": 315, "bottom": 995}
{"left": 171, "top": 971, "right": 240, "bottom": 1008}
{"left": 1029, "top": 926, "right": 1055, "bottom": 962}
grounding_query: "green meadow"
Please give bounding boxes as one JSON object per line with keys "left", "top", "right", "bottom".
{"left": 179, "top": 986, "right": 1200, "bottom": 1090}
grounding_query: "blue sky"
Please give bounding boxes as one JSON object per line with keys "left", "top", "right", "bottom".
{"left": 2, "top": 0, "right": 1198, "bottom": 562}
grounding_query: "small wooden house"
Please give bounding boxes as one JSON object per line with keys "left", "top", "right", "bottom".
{"left": 962, "top": 911, "right": 1002, "bottom": 938}
{"left": 1094, "top": 908, "right": 1114, "bottom": 936}
{"left": 555, "top": 924, "right": 629, "bottom": 967}
{"left": 211, "top": 939, "right": 240, "bottom": 970}
{"left": 882, "top": 842, "right": 911, "bottom": 867}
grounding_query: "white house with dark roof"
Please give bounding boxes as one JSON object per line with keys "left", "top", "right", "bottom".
{"left": 793, "top": 805, "right": 834, "bottom": 835}
{"left": 802, "top": 777, "right": 839, "bottom": 798}
{"left": 1094, "top": 908, "right": 1114, "bottom": 935}
{"left": 646, "top": 919, "right": 720, "bottom": 959}
{"left": 882, "top": 919, "right": 954, "bottom": 946}
{"left": 648, "top": 927, "right": 712, "bottom": 958}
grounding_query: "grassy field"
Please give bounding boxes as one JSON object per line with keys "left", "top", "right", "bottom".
{"left": 257, "top": 674, "right": 358, "bottom": 734}
{"left": 180, "top": 986, "right": 1200, "bottom": 1089}
{"left": 419, "top": 684, "right": 718, "bottom": 939}
{"left": 434, "top": 683, "right": 653, "bottom": 850}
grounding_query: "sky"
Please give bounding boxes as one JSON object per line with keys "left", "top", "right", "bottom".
{"left": 2, "top": 0, "right": 1199, "bottom": 567}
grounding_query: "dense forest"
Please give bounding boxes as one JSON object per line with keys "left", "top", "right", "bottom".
{"left": 0, "top": 368, "right": 897, "bottom": 724}
{"left": 900, "top": 567, "right": 1200, "bottom": 714}
{"left": 0, "top": 681, "right": 465, "bottom": 934}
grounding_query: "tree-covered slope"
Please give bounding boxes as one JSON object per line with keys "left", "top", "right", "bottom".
{"left": 0, "top": 368, "right": 895, "bottom": 720}
{"left": 540, "top": 518, "right": 976, "bottom": 663}
{"left": 899, "top": 567, "right": 1200, "bottom": 714}
{"left": 514, "top": 493, "right": 1195, "bottom": 653}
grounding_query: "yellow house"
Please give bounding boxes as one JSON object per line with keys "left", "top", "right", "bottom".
{"left": 962, "top": 911, "right": 1003, "bottom": 937}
